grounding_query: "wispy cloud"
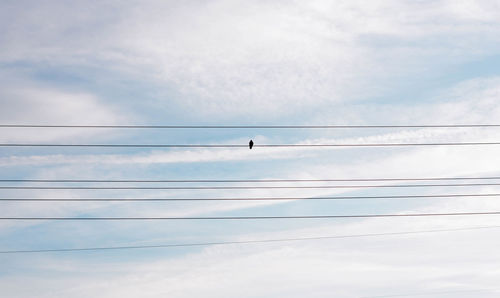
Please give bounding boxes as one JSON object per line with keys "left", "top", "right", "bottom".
{"left": 2, "top": 1, "right": 500, "bottom": 297}
{"left": 2, "top": 1, "right": 500, "bottom": 118}
{"left": 0, "top": 80, "right": 127, "bottom": 142}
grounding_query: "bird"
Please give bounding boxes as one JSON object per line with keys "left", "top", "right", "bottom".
{"left": 249, "top": 139, "right": 254, "bottom": 149}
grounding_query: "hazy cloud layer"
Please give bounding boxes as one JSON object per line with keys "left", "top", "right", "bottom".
{"left": 2, "top": 1, "right": 500, "bottom": 297}
{"left": 1, "top": 1, "right": 500, "bottom": 118}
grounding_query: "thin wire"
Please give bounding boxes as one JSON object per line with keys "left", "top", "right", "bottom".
{"left": 361, "top": 288, "right": 497, "bottom": 298}
{"left": 2, "top": 176, "right": 500, "bottom": 183}
{"left": 3, "top": 193, "right": 500, "bottom": 201}
{"left": 2, "top": 183, "right": 500, "bottom": 190}
{"left": 2, "top": 225, "right": 500, "bottom": 254}
{"left": 1, "top": 124, "right": 500, "bottom": 129}
{"left": 1, "top": 142, "right": 500, "bottom": 148}
{"left": 3, "top": 211, "right": 500, "bottom": 220}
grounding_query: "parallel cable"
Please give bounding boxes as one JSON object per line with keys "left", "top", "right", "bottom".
{"left": 3, "top": 193, "right": 500, "bottom": 202}
{"left": 1, "top": 142, "right": 500, "bottom": 148}
{"left": 3, "top": 211, "right": 500, "bottom": 220}
{"left": 2, "top": 183, "right": 500, "bottom": 190}
{"left": 2, "top": 124, "right": 500, "bottom": 129}
{"left": 2, "top": 176, "right": 500, "bottom": 183}
{"left": 2, "top": 225, "right": 500, "bottom": 254}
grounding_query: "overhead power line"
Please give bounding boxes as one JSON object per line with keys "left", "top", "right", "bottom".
{"left": 3, "top": 193, "right": 500, "bottom": 201}
{"left": 1, "top": 124, "right": 500, "bottom": 129}
{"left": 3, "top": 211, "right": 500, "bottom": 220}
{"left": 2, "top": 176, "right": 500, "bottom": 183}
{"left": 361, "top": 288, "right": 497, "bottom": 298}
{"left": 2, "top": 225, "right": 499, "bottom": 254}
{"left": 2, "top": 183, "right": 500, "bottom": 190}
{"left": 1, "top": 142, "right": 500, "bottom": 148}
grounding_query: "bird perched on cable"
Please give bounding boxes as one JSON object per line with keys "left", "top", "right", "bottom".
{"left": 249, "top": 139, "right": 254, "bottom": 149}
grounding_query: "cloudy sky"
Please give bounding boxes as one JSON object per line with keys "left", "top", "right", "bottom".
{"left": 2, "top": 1, "right": 500, "bottom": 297}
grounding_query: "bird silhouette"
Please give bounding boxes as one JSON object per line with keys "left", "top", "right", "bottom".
{"left": 249, "top": 139, "right": 254, "bottom": 149}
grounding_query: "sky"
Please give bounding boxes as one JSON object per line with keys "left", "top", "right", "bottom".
{"left": 1, "top": 0, "right": 500, "bottom": 297}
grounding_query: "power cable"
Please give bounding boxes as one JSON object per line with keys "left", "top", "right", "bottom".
{"left": 2, "top": 183, "right": 500, "bottom": 190}
{"left": 361, "top": 288, "right": 497, "bottom": 298}
{"left": 2, "top": 193, "right": 500, "bottom": 201}
{"left": 3, "top": 211, "right": 500, "bottom": 220}
{"left": 1, "top": 225, "right": 500, "bottom": 254}
{"left": 1, "top": 124, "right": 500, "bottom": 129}
{"left": 1, "top": 142, "right": 500, "bottom": 148}
{"left": 2, "top": 176, "right": 500, "bottom": 183}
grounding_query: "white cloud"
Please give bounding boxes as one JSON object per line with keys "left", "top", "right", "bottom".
{"left": 0, "top": 79, "right": 127, "bottom": 142}
{"left": 3, "top": 212, "right": 500, "bottom": 297}
{"left": 1, "top": 76, "right": 499, "bottom": 235}
{"left": 1, "top": 126, "right": 498, "bottom": 166}
{"left": 2, "top": 2, "right": 500, "bottom": 296}
{"left": 1, "top": 1, "right": 500, "bottom": 117}
{"left": 2, "top": 83, "right": 500, "bottom": 167}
